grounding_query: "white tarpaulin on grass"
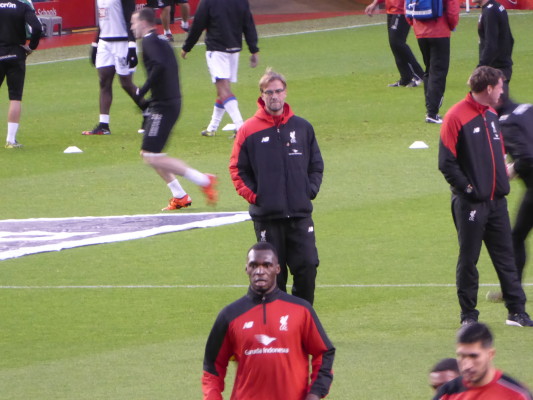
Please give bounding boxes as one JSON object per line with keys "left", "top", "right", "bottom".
{"left": 0, "top": 212, "right": 251, "bottom": 261}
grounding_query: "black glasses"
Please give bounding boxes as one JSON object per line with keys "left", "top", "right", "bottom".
{"left": 262, "top": 88, "right": 285, "bottom": 96}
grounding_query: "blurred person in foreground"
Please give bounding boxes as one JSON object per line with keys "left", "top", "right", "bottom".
{"left": 433, "top": 322, "right": 533, "bottom": 399}
{"left": 430, "top": 358, "right": 460, "bottom": 393}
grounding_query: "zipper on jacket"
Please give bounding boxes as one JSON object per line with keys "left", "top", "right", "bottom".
{"left": 483, "top": 115, "right": 497, "bottom": 200}
{"left": 277, "top": 125, "right": 292, "bottom": 218}
{"left": 262, "top": 296, "right": 267, "bottom": 324}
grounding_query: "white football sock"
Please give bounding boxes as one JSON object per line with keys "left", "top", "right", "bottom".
{"left": 207, "top": 101, "right": 225, "bottom": 132}
{"left": 167, "top": 179, "right": 187, "bottom": 198}
{"left": 7, "top": 122, "right": 19, "bottom": 143}
{"left": 99, "top": 114, "right": 110, "bottom": 125}
{"left": 183, "top": 168, "right": 210, "bottom": 187}
{"left": 223, "top": 97, "right": 243, "bottom": 130}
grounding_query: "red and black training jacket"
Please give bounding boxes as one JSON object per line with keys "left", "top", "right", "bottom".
{"left": 201, "top": 288, "right": 335, "bottom": 400}
{"left": 433, "top": 370, "right": 533, "bottom": 400}
{"left": 439, "top": 93, "right": 509, "bottom": 201}
{"left": 229, "top": 99, "right": 324, "bottom": 221}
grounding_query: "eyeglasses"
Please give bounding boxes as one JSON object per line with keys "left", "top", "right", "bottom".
{"left": 262, "top": 88, "right": 285, "bottom": 96}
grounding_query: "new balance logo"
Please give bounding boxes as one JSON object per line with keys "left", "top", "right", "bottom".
{"left": 243, "top": 321, "right": 254, "bottom": 329}
{"left": 261, "top": 137, "right": 270, "bottom": 143}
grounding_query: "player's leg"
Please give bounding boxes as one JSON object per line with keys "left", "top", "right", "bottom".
{"left": 83, "top": 40, "right": 117, "bottom": 135}
{"left": 387, "top": 14, "right": 411, "bottom": 86}
{"left": 388, "top": 14, "right": 423, "bottom": 85}
{"left": 452, "top": 195, "right": 487, "bottom": 323}
{"left": 178, "top": 0, "right": 190, "bottom": 32}
{"left": 118, "top": 73, "right": 137, "bottom": 101}
{"left": 160, "top": 4, "right": 173, "bottom": 41}
{"left": 512, "top": 186, "right": 533, "bottom": 282}
{"left": 483, "top": 198, "right": 527, "bottom": 314}
{"left": 203, "top": 51, "right": 243, "bottom": 136}
{"left": 141, "top": 104, "right": 217, "bottom": 208}
{"left": 96, "top": 66, "right": 115, "bottom": 133}
{"left": 115, "top": 40, "right": 137, "bottom": 101}
{"left": 285, "top": 216, "right": 319, "bottom": 305}
{"left": 4, "top": 56, "right": 26, "bottom": 148}
{"left": 425, "top": 37, "right": 449, "bottom": 122}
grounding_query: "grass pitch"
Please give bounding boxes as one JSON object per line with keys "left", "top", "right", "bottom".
{"left": 1, "top": 12, "right": 533, "bottom": 399}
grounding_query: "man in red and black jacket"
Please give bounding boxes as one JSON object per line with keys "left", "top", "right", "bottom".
{"left": 229, "top": 69, "right": 324, "bottom": 305}
{"left": 407, "top": 0, "right": 459, "bottom": 123}
{"left": 202, "top": 242, "right": 335, "bottom": 400}
{"left": 438, "top": 66, "right": 532, "bottom": 327}
{"left": 434, "top": 322, "right": 533, "bottom": 400}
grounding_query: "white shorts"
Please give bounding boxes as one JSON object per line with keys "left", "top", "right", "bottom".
{"left": 95, "top": 40, "right": 135, "bottom": 76}
{"left": 206, "top": 51, "right": 239, "bottom": 83}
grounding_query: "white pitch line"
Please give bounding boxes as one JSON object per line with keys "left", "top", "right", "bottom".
{"left": 27, "top": 22, "right": 384, "bottom": 66}
{"left": 1, "top": 283, "right": 532, "bottom": 289}
{"left": 26, "top": 11, "right": 531, "bottom": 66}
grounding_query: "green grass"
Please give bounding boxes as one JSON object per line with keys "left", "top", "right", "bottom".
{"left": 1, "top": 11, "right": 533, "bottom": 399}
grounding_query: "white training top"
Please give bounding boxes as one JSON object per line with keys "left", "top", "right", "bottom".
{"left": 97, "top": 0, "right": 128, "bottom": 40}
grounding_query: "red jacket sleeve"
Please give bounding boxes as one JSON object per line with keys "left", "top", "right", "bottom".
{"left": 229, "top": 125, "right": 258, "bottom": 205}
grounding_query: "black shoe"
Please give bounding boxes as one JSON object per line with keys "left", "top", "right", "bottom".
{"left": 82, "top": 124, "right": 111, "bottom": 135}
{"left": 461, "top": 317, "right": 477, "bottom": 326}
{"left": 506, "top": 312, "right": 533, "bottom": 327}
{"left": 388, "top": 80, "right": 408, "bottom": 87}
{"left": 425, "top": 114, "right": 443, "bottom": 124}
{"left": 406, "top": 78, "right": 422, "bottom": 87}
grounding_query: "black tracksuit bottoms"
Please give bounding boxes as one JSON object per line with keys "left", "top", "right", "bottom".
{"left": 417, "top": 37, "right": 450, "bottom": 116}
{"left": 387, "top": 14, "right": 424, "bottom": 85}
{"left": 512, "top": 184, "right": 533, "bottom": 281}
{"left": 452, "top": 195, "right": 526, "bottom": 320}
{"left": 253, "top": 216, "right": 319, "bottom": 305}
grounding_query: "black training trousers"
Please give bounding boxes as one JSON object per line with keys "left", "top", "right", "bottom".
{"left": 253, "top": 216, "right": 319, "bottom": 305}
{"left": 417, "top": 37, "right": 450, "bottom": 116}
{"left": 452, "top": 195, "right": 526, "bottom": 320}
{"left": 512, "top": 186, "right": 533, "bottom": 282}
{"left": 387, "top": 14, "right": 424, "bottom": 85}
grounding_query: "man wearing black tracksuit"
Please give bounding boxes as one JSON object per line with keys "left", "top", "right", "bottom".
{"left": 438, "top": 66, "right": 532, "bottom": 327}
{"left": 0, "top": 0, "right": 42, "bottom": 148}
{"left": 499, "top": 100, "right": 533, "bottom": 283}
{"left": 230, "top": 69, "right": 323, "bottom": 305}
{"left": 476, "top": 0, "right": 514, "bottom": 86}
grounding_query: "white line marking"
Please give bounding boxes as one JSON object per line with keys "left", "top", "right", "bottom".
{"left": 1, "top": 283, "right": 531, "bottom": 289}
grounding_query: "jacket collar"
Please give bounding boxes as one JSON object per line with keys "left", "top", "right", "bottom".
{"left": 254, "top": 98, "right": 294, "bottom": 126}
{"left": 246, "top": 286, "right": 282, "bottom": 303}
{"left": 465, "top": 92, "right": 495, "bottom": 115}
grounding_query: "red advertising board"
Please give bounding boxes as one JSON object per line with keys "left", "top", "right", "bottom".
{"left": 31, "top": 0, "right": 200, "bottom": 31}
{"left": 33, "top": 0, "right": 96, "bottom": 30}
